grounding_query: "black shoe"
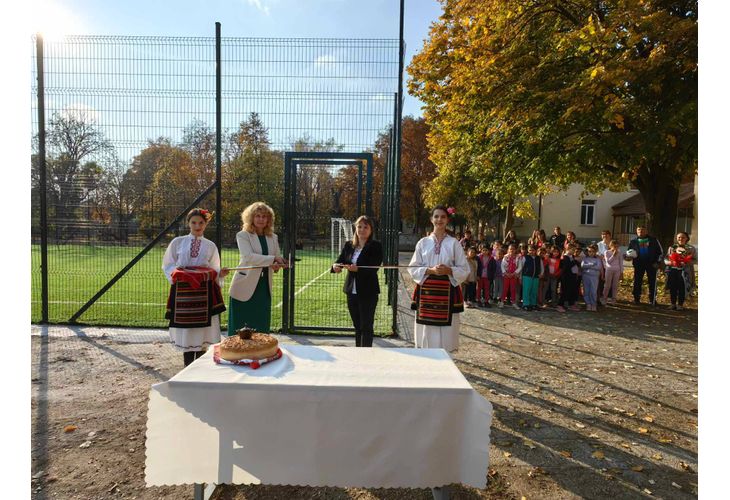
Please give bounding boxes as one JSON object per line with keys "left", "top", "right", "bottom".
{"left": 671, "top": 304, "right": 677, "bottom": 311}
{"left": 633, "top": 298, "right": 641, "bottom": 305}
{"left": 484, "top": 302, "right": 492, "bottom": 308}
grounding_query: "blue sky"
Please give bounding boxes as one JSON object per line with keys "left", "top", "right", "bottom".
{"left": 30, "top": 0, "right": 443, "bottom": 118}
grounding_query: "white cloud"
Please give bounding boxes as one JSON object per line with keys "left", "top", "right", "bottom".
{"left": 246, "top": 0, "right": 271, "bottom": 15}
{"left": 59, "top": 103, "right": 100, "bottom": 123}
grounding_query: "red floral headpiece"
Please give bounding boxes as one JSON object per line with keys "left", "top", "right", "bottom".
{"left": 447, "top": 207, "right": 456, "bottom": 216}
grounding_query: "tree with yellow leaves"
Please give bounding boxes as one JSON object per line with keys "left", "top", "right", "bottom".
{"left": 408, "top": 0, "right": 696, "bottom": 248}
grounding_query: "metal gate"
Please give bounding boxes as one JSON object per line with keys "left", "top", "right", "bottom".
{"left": 282, "top": 151, "right": 398, "bottom": 335}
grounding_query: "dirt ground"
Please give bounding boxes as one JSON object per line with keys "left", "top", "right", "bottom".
{"left": 31, "top": 268, "right": 697, "bottom": 500}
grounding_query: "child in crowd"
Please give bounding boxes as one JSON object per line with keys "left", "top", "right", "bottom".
{"left": 500, "top": 244, "right": 523, "bottom": 309}
{"left": 516, "top": 244, "right": 527, "bottom": 306}
{"left": 544, "top": 245, "right": 562, "bottom": 307}
{"left": 537, "top": 246, "right": 548, "bottom": 307}
{"left": 581, "top": 244, "right": 604, "bottom": 311}
{"left": 521, "top": 244, "right": 543, "bottom": 311}
{"left": 602, "top": 239, "right": 623, "bottom": 304}
{"left": 556, "top": 245, "right": 580, "bottom": 312}
{"left": 491, "top": 240, "right": 502, "bottom": 259}
{"left": 492, "top": 247, "right": 505, "bottom": 304}
{"left": 464, "top": 246, "right": 479, "bottom": 308}
{"left": 665, "top": 232, "right": 694, "bottom": 310}
{"left": 476, "top": 244, "right": 494, "bottom": 308}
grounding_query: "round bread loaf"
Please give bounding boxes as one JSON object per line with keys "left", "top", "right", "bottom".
{"left": 219, "top": 328, "right": 278, "bottom": 361}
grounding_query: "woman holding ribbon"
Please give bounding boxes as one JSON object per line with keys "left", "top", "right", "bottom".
{"left": 227, "top": 201, "right": 286, "bottom": 335}
{"left": 408, "top": 206, "right": 470, "bottom": 352}
{"left": 331, "top": 215, "right": 383, "bottom": 347}
{"left": 162, "top": 208, "right": 228, "bottom": 366}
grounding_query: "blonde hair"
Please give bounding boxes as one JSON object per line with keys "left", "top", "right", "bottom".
{"left": 241, "top": 202, "right": 275, "bottom": 236}
{"left": 352, "top": 215, "right": 375, "bottom": 248}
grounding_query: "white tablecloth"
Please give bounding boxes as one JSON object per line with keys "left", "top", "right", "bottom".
{"left": 145, "top": 345, "right": 492, "bottom": 489}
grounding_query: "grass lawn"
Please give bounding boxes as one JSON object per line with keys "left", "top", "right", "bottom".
{"left": 31, "top": 244, "right": 394, "bottom": 335}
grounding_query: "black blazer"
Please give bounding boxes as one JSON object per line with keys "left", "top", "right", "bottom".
{"left": 628, "top": 236, "right": 663, "bottom": 267}
{"left": 331, "top": 240, "right": 383, "bottom": 295}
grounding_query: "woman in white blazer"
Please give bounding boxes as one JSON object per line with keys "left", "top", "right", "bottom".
{"left": 226, "top": 202, "right": 285, "bottom": 334}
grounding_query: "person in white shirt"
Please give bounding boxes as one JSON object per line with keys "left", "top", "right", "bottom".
{"left": 162, "top": 208, "right": 229, "bottom": 366}
{"left": 408, "top": 206, "right": 470, "bottom": 352}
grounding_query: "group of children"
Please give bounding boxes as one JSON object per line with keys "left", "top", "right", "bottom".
{"left": 461, "top": 238, "right": 625, "bottom": 313}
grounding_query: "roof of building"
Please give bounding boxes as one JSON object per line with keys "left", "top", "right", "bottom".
{"left": 611, "top": 181, "right": 694, "bottom": 216}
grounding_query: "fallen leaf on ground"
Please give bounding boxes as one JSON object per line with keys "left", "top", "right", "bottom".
{"left": 657, "top": 436, "right": 673, "bottom": 443}
{"left": 643, "top": 489, "right": 652, "bottom": 495}
{"left": 575, "top": 423, "right": 586, "bottom": 429}
{"left": 559, "top": 450, "right": 572, "bottom": 458}
{"left": 672, "top": 482, "right": 682, "bottom": 489}
{"left": 528, "top": 467, "right": 546, "bottom": 478}
{"left": 589, "top": 433, "right": 600, "bottom": 438}
{"left": 631, "top": 465, "right": 644, "bottom": 472}
{"left": 523, "top": 441, "right": 537, "bottom": 449}
{"left": 652, "top": 453, "right": 663, "bottom": 460}
{"left": 643, "top": 416, "right": 654, "bottom": 422}
{"left": 503, "top": 451, "right": 512, "bottom": 458}
{"left": 679, "top": 461, "right": 695, "bottom": 473}
{"left": 620, "top": 443, "right": 631, "bottom": 449}
{"left": 63, "top": 425, "right": 77, "bottom": 433}
{"left": 638, "top": 427, "right": 649, "bottom": 434}
{"left": 592, "top": 450, "right": 605, "bottom": 459}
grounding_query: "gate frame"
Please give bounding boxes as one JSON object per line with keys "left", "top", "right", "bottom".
{"left": 282, "top": 151, "right": 376, "bottom": 335}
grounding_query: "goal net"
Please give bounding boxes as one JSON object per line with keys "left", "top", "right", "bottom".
{"left": 331, "top": 218, "right": 354, "bottom": 261}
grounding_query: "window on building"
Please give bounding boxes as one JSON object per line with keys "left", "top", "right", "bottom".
{"left": 580, "top": 200, "right": 596, "bottom": 225}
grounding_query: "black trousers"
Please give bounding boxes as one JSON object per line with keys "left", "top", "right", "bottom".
{"left": 347, "top": 293, "right": 378, "bottom": 347}
{"left": 633, "top": 262, "right": 658, "bottom": 302}
{"left": 183, "top": 350, "right": 204, "bottom": 367}
{"left": 666, "top": 268, "right": 686, "bottom": 305}
{"left": 558, "top": 275, "right": 579, "bottom": 306}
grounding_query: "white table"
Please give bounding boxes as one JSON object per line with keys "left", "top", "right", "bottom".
{"left": 145, "top": 345, "right": 492, "bottom": 494}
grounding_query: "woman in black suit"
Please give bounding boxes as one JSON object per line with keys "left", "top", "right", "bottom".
{"left": 332, "top": 215, "right": 383, "bottom": 347}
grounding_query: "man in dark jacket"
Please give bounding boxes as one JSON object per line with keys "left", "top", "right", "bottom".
{"left": 625, "top": 226, "right": 664, "bottom": 305}
{"left": 549, "top": 226, "right": 566, "bottom": 249}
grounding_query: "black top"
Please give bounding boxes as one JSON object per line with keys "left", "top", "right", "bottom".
{"left": 332, "top": 239, "right": 384, "bottom": 295}
{"left": 549, "top": 233, "right": 566, "bottom": 249}
{"left": 628, "top": 235, "right": 663, "bottom": 267}
{"left": 522, "top": 255, "right": 543, "bottom": 278}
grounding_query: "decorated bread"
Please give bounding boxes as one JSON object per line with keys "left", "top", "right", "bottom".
{"left": 219, "top": 327, "right": 279, "bottom": 361}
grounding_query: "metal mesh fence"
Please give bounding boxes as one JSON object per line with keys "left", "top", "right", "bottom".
{"left": 31, "top": 34, "right": 400, "bottom": 331}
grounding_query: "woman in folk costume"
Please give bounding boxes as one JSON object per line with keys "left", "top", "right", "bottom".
{"left": 163, "top": 208, "right": 228, "bottom": 367}
{"left": 227, "top": 202, "right": 286, "bottom": 334}
{"left": 408, "top": 205, "right": 470, "bottom": 352}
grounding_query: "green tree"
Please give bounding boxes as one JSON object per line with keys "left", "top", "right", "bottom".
{"left": 222, "top": 113, "right": 283, "bottom": 238}
{"left": 408, "top": 0, "right": 697, "bottom": 248}
{"left": 35, "top": 112, "right": 114, "bottom": 240}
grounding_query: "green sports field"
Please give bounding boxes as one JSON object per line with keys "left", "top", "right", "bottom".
{"left": 30, "top": 244, "right": 394, "bottom": 335}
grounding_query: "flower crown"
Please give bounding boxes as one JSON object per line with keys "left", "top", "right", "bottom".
{"left": 447, "top": 207, "right": 456, "bottom": 217}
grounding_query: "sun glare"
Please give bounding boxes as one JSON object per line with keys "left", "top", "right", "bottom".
{"left": 32, "top": 0, "right": 83, "bottom": 41}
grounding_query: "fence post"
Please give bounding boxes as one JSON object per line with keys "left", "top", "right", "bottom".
{"left": 215, "top": 22, "right": 223, "bottom": 252}
{"left": 392, "top": 0, "right": 405, "bottom": 335}
{"left": 36, "top": 33, "right": 49, "bottom": 324}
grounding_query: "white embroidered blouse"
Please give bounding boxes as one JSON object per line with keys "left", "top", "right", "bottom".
{"left": 162, "top": 234, "right": 223, "bottom": 286}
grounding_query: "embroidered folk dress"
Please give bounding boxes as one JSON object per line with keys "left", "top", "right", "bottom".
{"left": 162, "top": 234, "right": 224, "bottom": 352}
{"left": 408, "top": 234, "right": 470, "bottom": 352}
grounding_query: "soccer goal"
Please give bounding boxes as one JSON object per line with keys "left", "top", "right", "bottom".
{"left": 331, "top": 218, "right": 354, "bottom": 261}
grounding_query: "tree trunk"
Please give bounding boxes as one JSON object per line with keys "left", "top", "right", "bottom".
{"left": 635, "top": 166, "right": 680, "bottom": 251}
{"left": 503, "top": 200, "right": 514, "bottom": 236}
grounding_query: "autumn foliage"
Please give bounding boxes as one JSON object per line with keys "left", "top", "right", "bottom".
{"left": 408, "top": 0, "right": 697, "bottom": 247}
